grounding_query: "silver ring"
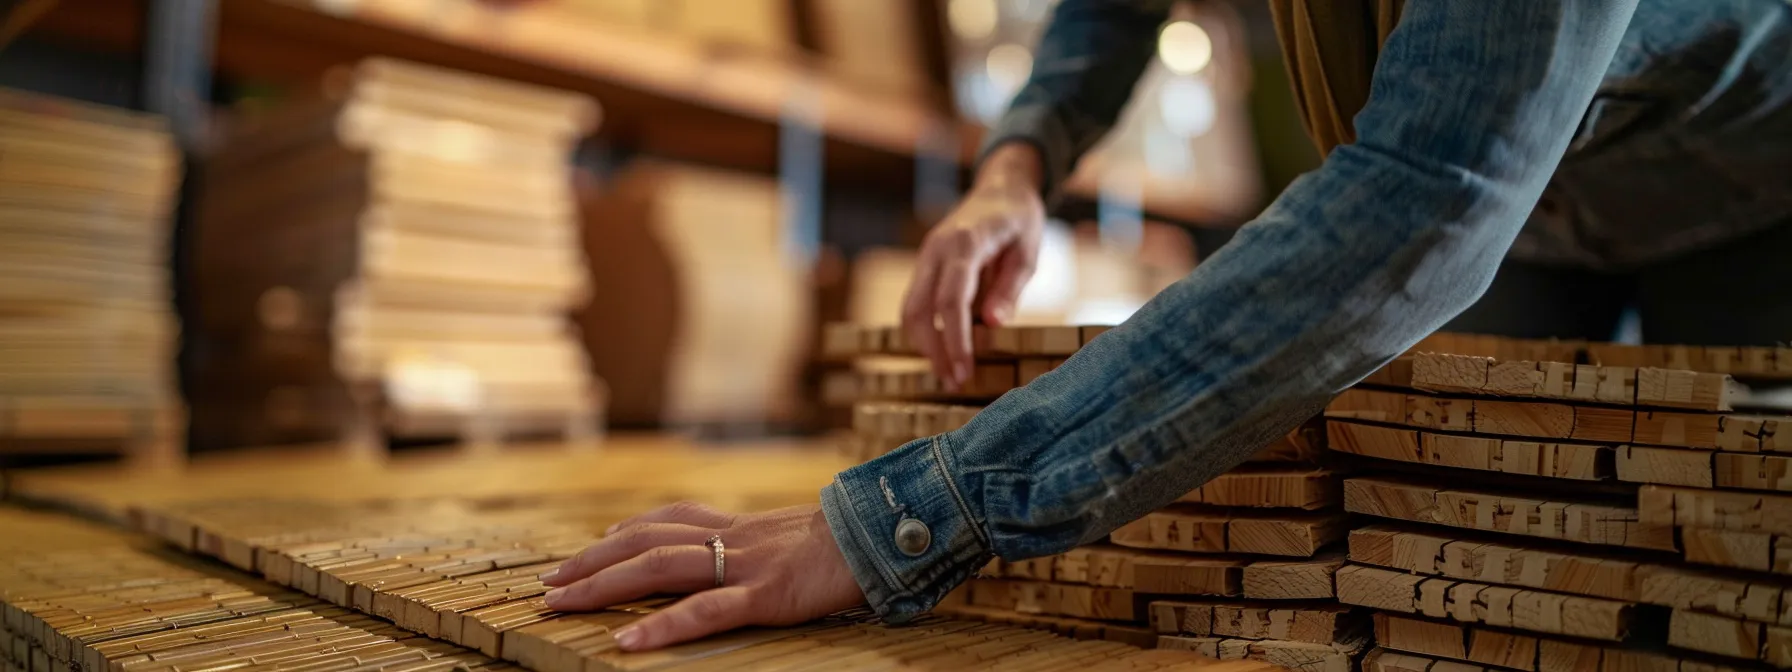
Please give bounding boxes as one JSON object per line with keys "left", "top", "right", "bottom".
{"left": 706, "top": 535, "right": 725, "bottom": 587}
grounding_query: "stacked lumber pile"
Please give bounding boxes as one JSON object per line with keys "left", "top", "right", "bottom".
{"left": 822, "top": 322, "right": 1368, "bottom": 671}
{"left": 0, "top": 88, "right": 184, "bottom": 465}
{"left": 1409, "top": 333, "right": 1792, "bottom": 383}
{"left": 101, "top": 496, "right": 1244, "bottom": 671}
{"left": 190, "top": 58, "right": 603, "bottom": 451}
{"left": 1330, "top": 347, "right": 1792, "bottom": 669}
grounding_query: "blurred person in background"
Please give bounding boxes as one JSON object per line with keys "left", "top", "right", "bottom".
{"left": 534, "top": 0, "right": 1792, "bottom": 651}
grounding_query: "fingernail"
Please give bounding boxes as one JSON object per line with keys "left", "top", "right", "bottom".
{"left": 544, "top": 587, "right": 566, "bottom": 608}
{"left": 614, "top": 626, "right": 641, "bottom": 650}
{"left": 537, "top": 568, "right": 559, "bottom": 583}
{"left": 994, "top": 305, "right": 1012, "bottom": 323}
{"left": 605, "top": 523, "right": 620, "bottom": 535}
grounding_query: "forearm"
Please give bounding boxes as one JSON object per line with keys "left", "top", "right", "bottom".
{"left": 827, "top": 0, "right": 1641, "bottom": 620}
{"left": 979, "top": 0, "right": 1172, "bottom": 203}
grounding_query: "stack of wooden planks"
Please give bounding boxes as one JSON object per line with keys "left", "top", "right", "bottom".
{"left": 822, "top": 322, "right": 1367, "bottom": 671}
{"left": 0, "top": 499, "right": 1267, "bottom": 672}
{"left": 189, "top": 58, "right": 604, "bottom": 451}
{"left": 1330, "top": 348, "right": 1792, "bottom": 669}
{"left": 0, "top": 88, "right": 185, "bottom": 465}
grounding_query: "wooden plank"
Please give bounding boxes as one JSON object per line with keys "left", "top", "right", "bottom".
{"left": 1716, "top": 453, "right": 1792, "bottom": 492}
{"left": 1615, "top": 445, "right": 1714, "bottom": 488}
{"left": 1346, "top": 526, "right": 1641, "bottom": 602}
{"left": 1344, "top": 478, "right": 1676, "bottom": 551}
{"left": 1242, "top": 550, "right": 1345, "bottom": 600}
{"left": 1336, "top": 564, "right": 1631, "bottom": 640}
{"left": 1147, "top": 600, "right": 1357, "bottom": 645}
{"left": 1331, "top": 387, "right": 1790, "bottom": 452}
{"left": 1639, "top": 485, "right": 1792, "bottom": 538}
{"left": 1110, "top": 507, "right": 1349, "bottom": 557}
{"left": 1327, "top": 420, "right": 1611, "bottom": 481}
{"left": 1182, "top": 466, "right": 1340, "bottom": 509}
{"left": 1394, "top": 352, "right": 1736, "bottom": 411}
{"left": 1372, "top": 612, "right": 1720, "bottom": 672}
{"left": 1668, "top": 609, "right": 1762, "bottom": 665}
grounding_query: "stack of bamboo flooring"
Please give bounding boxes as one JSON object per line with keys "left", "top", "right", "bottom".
{"left": 1330, "top": 347, "right": 1792, "bottom": 669}
{"left": 106, "top": 497, "right": 1246, "bottom": 671}
{"left": 0, "top": 88, "right": 184, "bottom": 465}
{"left": 824, "top": 322, "right": 1367, "bottom": 671}
{"left": 190, "top": 58, "right": 603, "bottom": 450}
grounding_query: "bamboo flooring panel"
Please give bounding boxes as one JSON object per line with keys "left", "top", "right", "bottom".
{"left": 1349, "top": 525, "right": 1792, "bottom": 627}
{"left": 1372, "top": 352, "right": 1737, "bottom": 412}
{"left": 1342, "top": 477, "right": 1677, "bottom": 551}
{"left": 819, "top": 324, "right": 1108, "bottom": 360}
{"left": 1146, "top": 600, "right": 1359, "bottom": 645}
{"left": 963, "top": 579, "right": 1136, "bottom": 622}
{"left": 1109, "top": 506, "right": 1350, "bottom": 557}
{"left": 981, "top": 546, "right": 1345, "bottom": 600}
{"left": 1402, "top": 332, "right": 1792, "bottom": 382}
{"left": 1154, "top": 631, "right": 1367, "bottom": 672}
{"left": 1371, "top": 613, "right": 1752, "bottom": 672}
{"left": 1327, "top": 420, "right": 1612, "bottom": 481}
{"left": 0, "top": 502, "right": 1243, "bottom": 672}
{"left": 1326, "top": 388, "right": 1789, "bottom": 452}
{"left": 1335, "top": 564, "right": 1633, "bottom": 641}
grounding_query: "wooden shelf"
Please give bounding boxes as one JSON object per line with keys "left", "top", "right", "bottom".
{"left": 27, "top": 0, "right": 983, "bottom": 194}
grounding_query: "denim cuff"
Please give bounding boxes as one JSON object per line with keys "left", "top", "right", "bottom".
{"left": 978, "top": 103, "right": 1075, "bottom": 208}
{"left": 819, "top": 434, "right": 993, "bottom": 622}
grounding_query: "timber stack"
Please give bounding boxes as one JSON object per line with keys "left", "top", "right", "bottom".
{"left": 821, "top": 322, "right": 1367, "bottom": 671}
{"left": 1329, "top": 336, "right": 1792, "bottom": 669}
{"left": 0, "top": 88, "right": 184, "bottom": 466}
{"left": 0, "top": 495, "right": 1255, "bottom": 672}
{"left": 189, "top": 58, "right": 604, "bottom": 452}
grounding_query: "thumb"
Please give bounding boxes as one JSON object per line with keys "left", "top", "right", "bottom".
{"left": 978, "top": 243, "right": 1038, "bottom": 326}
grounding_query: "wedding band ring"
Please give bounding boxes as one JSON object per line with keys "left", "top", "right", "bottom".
{"left": 706, "top": 535, "right": 725, "bottom": 587}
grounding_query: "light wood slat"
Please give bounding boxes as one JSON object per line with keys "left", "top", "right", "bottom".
{"left": 1377, "top": 352, "right": 1737, "bottom": 411}
{"left": 1326, "top": 420, "right": 1611, "bottom": 481}
{"left": 1147, "top": 600, "right": 1359, "bottom": 644}
{"left": 1110, "top": 507, "right": 1350, "bottom": 557}
{"left": 1372, "top": 612, "right": 1748, "bottom": 672}
{"left": 1327, "top": 388, "right": 1790, "bottom": 452}
{"left": 1155, "top": 632, "right": 1367, "bottom": 672}
{"left": 1343, "top": 477, "right": 1677, "bottom": 551}
{"left": 1335, "top": 565, "right": 1632, "bottom": 641}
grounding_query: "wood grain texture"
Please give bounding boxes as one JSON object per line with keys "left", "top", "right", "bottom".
{"left": 1336, "top": 564, "right": 1632, "bottom": 640}
{"left": 1110, "top": 507, "right": 1350, "bottom": 557}
{"left": 1327, "top": 420, "right": 1612, "bottom": 481}
{"left": 1344, "top": 478, "right": 1676, "bottom": 551}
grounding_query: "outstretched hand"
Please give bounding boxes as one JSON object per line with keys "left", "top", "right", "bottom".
{"left": 539, "top": 502, "right": 866, "bottom": 651}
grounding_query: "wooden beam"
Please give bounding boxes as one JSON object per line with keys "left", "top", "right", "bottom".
{"left": 1328, "top": 388, "right": 1789, "bottom": 452}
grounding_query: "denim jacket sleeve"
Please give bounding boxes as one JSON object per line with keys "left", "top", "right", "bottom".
{"left": 820, "top": 0, "right": 1642, "bottom": 621}
{"left": 976, "top": 0, "right": 1175, "bottom": 204}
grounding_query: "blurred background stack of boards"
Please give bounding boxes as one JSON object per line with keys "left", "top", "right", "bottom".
{"left": 4, "top": 0, "right": 1291, "bottom": 459}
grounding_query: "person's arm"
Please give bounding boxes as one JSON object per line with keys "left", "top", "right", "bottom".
{"left": 827, "top": 0, "right": 1641, "bottom": 621}
{"left": 980, "top": 0, "right": 1174, "bottom": 203}
{"left": 904, "top": 0, "right": 1171, "bottom": 389}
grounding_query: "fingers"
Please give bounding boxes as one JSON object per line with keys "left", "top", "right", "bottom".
{"left": 542, "top": 523, "right": 715, "bottom": 587}
{"left": 933, "top": 259, "right": 977, "bottom": 387}
{"left": 978, "top": 243, "right": 1039, "bottom": 327}
{"left": 900, "top": 258, "right": 945, "bottom": 381}
{"left": 543, "top": 545, "right": 715, "bottom": 611}
{"left": 612, "top": 587, "right": 755, "bottom": 652}
{"left": 604, "top": 501, "right": 734, "bottom": 536}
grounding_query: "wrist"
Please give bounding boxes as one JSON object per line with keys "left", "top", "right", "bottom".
{"left": 974, "top": 142, "right": 1045, "bottom": 194}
